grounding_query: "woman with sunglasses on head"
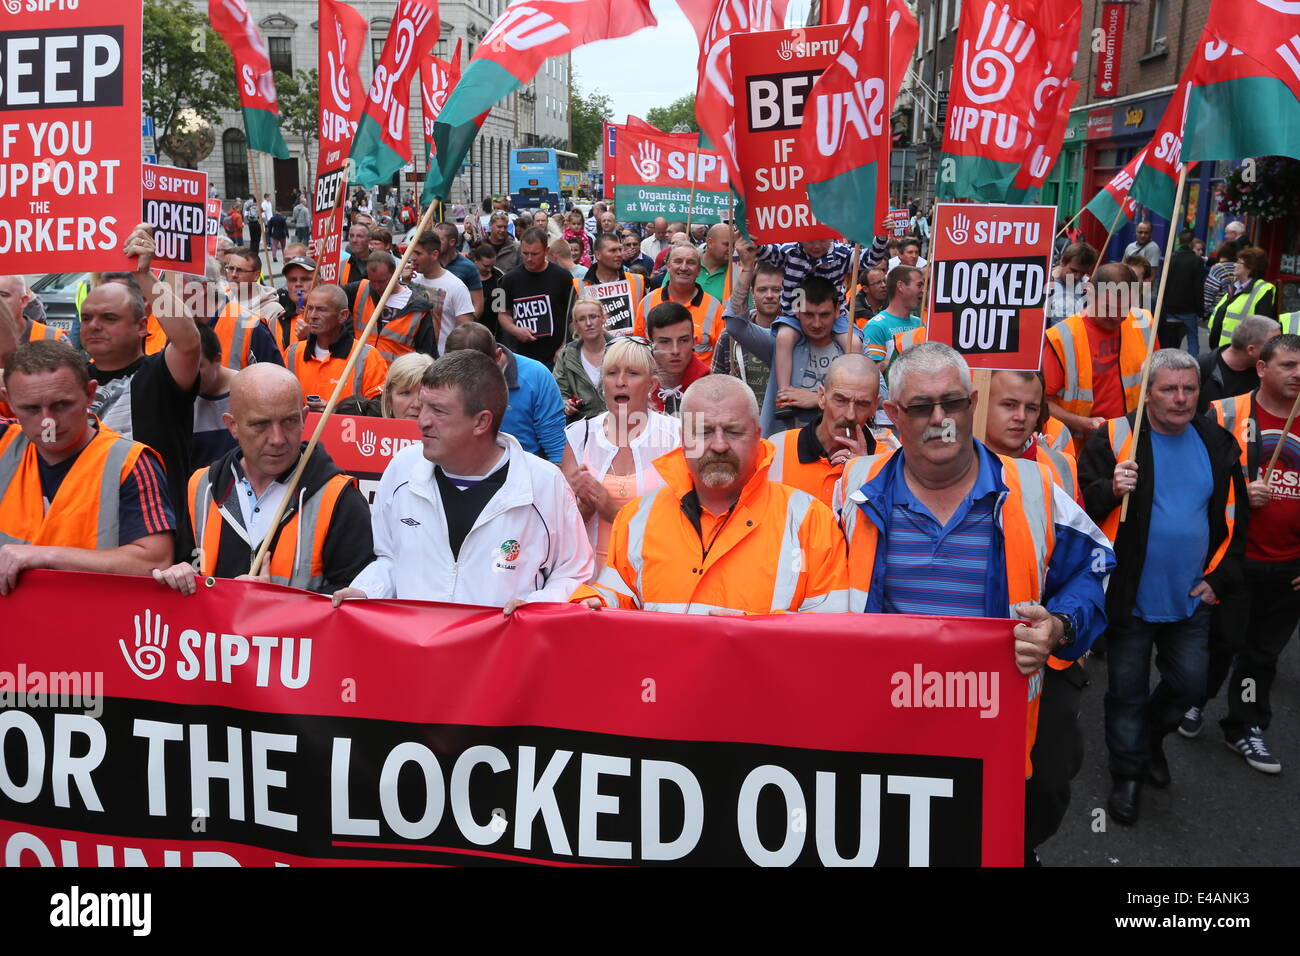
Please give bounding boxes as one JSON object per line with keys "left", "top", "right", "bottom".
{"left": 561, "top": 337, "right": 680, "bottom": 578}
{"left": 553, "top": 298, "right": 612, "bottom": 421}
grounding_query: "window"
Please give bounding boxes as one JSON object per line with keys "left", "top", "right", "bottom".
{"left": 223, "top": 128, "right": 249, "bottom": 199}
{"left": 927, "top": 4, "right": 936, "bottom": 51}
{"left": 940, "top": 0, "right": 948, "bottom": 36}
{"left": 954, "top": 0, "right": 962, "bottom": 31}
{"left": 372, "top": 37, "right": 385, "bottom": 70}
{"left": 1149, "top": 0, "right": 1167, "bottom": 51}
{"left": 268, "top": 37, "right": 292, "bottom": 75}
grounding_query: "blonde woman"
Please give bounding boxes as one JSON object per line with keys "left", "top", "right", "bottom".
{"left": 337, "top": 351, "right": 434, "bottom": 418}
{"left": 553, "top": 297, "right": 612, "bottom": 421}
{"left": 562, "top": 337, "right": 681, "bottom": 576}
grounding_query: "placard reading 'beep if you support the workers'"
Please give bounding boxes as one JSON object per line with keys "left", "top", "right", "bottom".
{"left": 926, "top": 204, "right": 1056, "bottom": 372}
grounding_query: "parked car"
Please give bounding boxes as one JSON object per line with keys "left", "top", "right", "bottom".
{"left": 30, "top": 272, "right": 88, "bottom": 336}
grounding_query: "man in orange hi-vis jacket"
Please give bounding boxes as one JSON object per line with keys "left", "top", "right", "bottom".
{"left": 572, "top": 374, "right": 849, "bottom": 615}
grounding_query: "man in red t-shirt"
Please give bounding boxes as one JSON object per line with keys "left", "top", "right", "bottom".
{"left": 1194, "top": 334, "right": 1300, "bottom": 773}
{"left": 1043, "top": 263, "right": 1143, "bottom": 446}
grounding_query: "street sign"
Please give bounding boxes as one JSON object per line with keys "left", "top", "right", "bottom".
{"left": 142, "top": 116, "right": 154, "bottom": 138}
{"left": 143, "top": 154, "right": 157, "bottom": 165}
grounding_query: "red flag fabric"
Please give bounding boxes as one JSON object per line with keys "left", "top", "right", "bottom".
{"left": 1083, "top": 147, "right": 1144, "bottom": 227}
{"left": 936, "top": 0, "right": 1045, "bottom": 201}
{"left": 1011, "top": 0, "right": 1082, "bottom": 192}
{"left": 1128, "top": 57, "right": 1197, "bottom": 218}
{"left": 1203, "top": 0, "right": 1300, "bottom": 102}
{"left": 317, "top": 0, "right": 368, "bottom": 167}
{"left": 800, "top": 0, "right": 892, "bottom": 240}
{"left": 420, "top": 38, "right": 463, "bottom": 155}
{"left": 886, "top": 0, "right": 920, "bottom": 105}
{"left": 684, "top": 0, "right": 791, "bottom": 197}
{"left": 209, "top": 0, "right": 290, "bottom": 156}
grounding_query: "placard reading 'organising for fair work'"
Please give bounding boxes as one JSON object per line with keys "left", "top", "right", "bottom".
{"left": 926, "top": 204, "right": 1056, "bottom": 371}
{"left": 0, "top": 0, "right": 143, "bottom": 273}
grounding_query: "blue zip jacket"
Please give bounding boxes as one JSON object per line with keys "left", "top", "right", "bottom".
{"left": 848, "top": 441, "right": 1114, "bottom": 659}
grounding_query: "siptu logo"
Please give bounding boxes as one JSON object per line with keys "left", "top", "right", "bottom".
{"left": 633, "top": 141, "right": 661, "bottom": 181}
{"left": 352, "top": 428, "right": 377, "bottom": 456}
{"left": 776, "top": 38, "right": 796, "bottom": 60}
{"left": 944, "top": 212, "right": 971, "bottom": 246}
{"left": 119, "top": 609, "right": 168, "bottom": 681}
{"left": 498, "top": 539, "right": 521, "bottom": 562}
{"left": 961, "top": 2, "right": 1036, "bottom": 106}
{"left": 142, "top": 167, "right": 157, "bottom": 192}
{"left": 2, "top": 0, "right": 22, "bottom": 13}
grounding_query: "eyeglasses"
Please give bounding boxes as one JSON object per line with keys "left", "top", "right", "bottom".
{"left": 899, "top": 396, "right": 972, "bottom": 419}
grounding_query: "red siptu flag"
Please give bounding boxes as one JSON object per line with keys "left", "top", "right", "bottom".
{"left": 1084, "top": 147, "right": 1144, "bottom": 228}
{"left": 823, "top": 0, "right": 917, "bottom": 102}
{"left": 1010, "top": 0, "right": 1082, "bottom": 195}
{"left": 350, "top": 0, "right": 442, "bottom": 188}
{"left": 209, "top": 0, "right": 290, "bottom": 157}
{"left": 800, "top": 0, "right": 894, "bottom": 245}
{"left": 317, "top": 0, "right": 367, "bottom": 163}
{"left": 681, "top": 0, "right": 791, "bottom": 198}
{"left": 936, "top": 0, "right": 1045, "bottom": 201}
{"left": 1129, "top": 56, "right": 1197, "bottom": 218}
{"left": 420, "top": 38, "right": 462, "bottom": 157}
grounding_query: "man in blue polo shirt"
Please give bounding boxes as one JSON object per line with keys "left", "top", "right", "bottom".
{"left": 443, "top": 322, "right": 565, "bottom": 463}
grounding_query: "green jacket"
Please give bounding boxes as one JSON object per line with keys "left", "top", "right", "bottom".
{"left": 552, "top": 336, "right": 611, "bottom": 422}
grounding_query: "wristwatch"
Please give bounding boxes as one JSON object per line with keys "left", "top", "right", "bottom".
{"left": 1050, "top": 612, "right": 1076, "bottom": 650}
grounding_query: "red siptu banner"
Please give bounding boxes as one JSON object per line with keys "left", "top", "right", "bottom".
{"left": 206, "top": 197, "right": 222, "bottom": 257}
{"left": 1093, "top": 2, "right": 1126, "bottom": 99}
{"left": 0, "top": 570, "right": 1027, "bottom": 866}
{"left": 927, "top": 203, "right": 1056, "bottom": 371}
{"left": 730, "top": 24, "right": 844, "bottom": 242}
{"left": 141, "top": 164, "right": 208, "bottom": 276}
{"left": 312, "top": 0, "right": 367, "bottom": 284}
{"left": 0, "top": 0, "right": 141, "bottom": 274}
{"left": 305, "top": 412, "right": 419, "bottom": 504}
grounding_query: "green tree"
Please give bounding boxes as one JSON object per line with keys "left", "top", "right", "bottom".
{"left": 143, "top": 0, "right": 239, "bottom": 165}
{"left": 570, "top": 81, "right": 613, "bottom": 167}
{"left": 646, "top": 94, "right": 698, "bottom": 133}
{"left": 277, "top": 69, "right": 320, "bottom": 184}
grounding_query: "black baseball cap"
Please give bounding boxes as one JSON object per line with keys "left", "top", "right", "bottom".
{"left": 283, "top": 257, "right": 316, "bottom": 274}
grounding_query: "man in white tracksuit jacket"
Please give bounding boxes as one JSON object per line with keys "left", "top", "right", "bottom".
{"left": 333, "top": 350, "right": 593, "bottom": 612}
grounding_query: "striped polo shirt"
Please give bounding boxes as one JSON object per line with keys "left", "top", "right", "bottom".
{"left": 756, "top": 236, "right": 887, "bottom": 316}
{"left": 881, "top": 461, "right": 1000, "bottom": 618}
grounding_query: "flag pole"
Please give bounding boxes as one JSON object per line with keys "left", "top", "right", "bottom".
{"left": 250, "top": 199, "right": 442, "bottom": 575}
{"left": 246, "top": 153, "right": 275, "bottom": 281}
{"left": 685, "top": 146, "right": 700, "bottom": 235}
{"left": 1055, "top": 206, "right": 1086, "bottom": 240}
{"left": 1264, "top": 390, "right": 1300, "bottom": 487}
{"left": 1119, "top": 164, "right": 1190, "bottom": 524}
{"left": 1100, "top": 205, "right": 1126, "bottom": 264}
{"left": 846, "top": 242, "right": 862, "bottom": 353}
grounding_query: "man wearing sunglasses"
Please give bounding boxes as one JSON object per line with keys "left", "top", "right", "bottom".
{"left": 836, "top": 341, "right": 1114, "bottom": 861}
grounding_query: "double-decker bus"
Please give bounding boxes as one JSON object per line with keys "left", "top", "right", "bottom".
{"left": 509, "top": 148, "right": 581, "bottom": 209}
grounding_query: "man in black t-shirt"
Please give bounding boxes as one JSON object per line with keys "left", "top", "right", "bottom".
{"left": 472, "top": 244, "right": 505, "bottom": 340}
{"left": 81, "top": 224, "right": 202, "bottom": 560}
{"left": 1196, "top": 315, "right": 1280, "bottom": 415}
{"left": 496, "top": 227, "right": 573, "bottom": 369}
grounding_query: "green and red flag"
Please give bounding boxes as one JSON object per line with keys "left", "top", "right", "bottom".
{"left": 936, "top": 0, "right": 1044, "bottom": 201}
{"left": 1128, "top": 61, "right": 1195, "bottom": 219}
{"left": 425, "top": 0, "right": 657, "bottom": 203}
{"left": 1008, "top": 0, "right": 1082, "bottom": 200}
{"left": 420, "top": 38, "right": 463, "bottom": 159}
{"left": 800, "top": 0, "right": 896, "bottom": 245}
{"left": 209, "top": 0, "right": 290, "bottom": 158}
{"left": 1184, "top": 1, "right": 1300, "bottom": 161}
{"left": 350, "top": 0, "right": 441, "bottom": 188}
{"left": 1084, "top": 147, "right": 1143, "bottom": 227}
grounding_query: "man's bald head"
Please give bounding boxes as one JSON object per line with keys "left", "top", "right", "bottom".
{"left": 0, "top": 275, "right": 28, "bottom": 299}
{"left": 824, "top": 353, "right": 880, "bottom": 392}
{"left": 229, "top": 363, "right": 303, "bottom": 419}
{"left": 681, "top": 372, "right": 760, "bottom": 427}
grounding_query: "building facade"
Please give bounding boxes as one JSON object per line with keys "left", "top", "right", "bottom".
{"left": 169, "top": 0, "right": 570, "bottom": 210}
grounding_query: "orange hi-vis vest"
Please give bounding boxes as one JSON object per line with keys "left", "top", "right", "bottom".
{"left": 1211, "top": 392, "right": 1257, "bottom": 476}
{"left": 1034, "top": 439, "right": 1078, "bottom": 504}
{"left": 838, "top": 450, "right": 1056, "bottom": 776}
{"left": 143, "top": 314, "right": 166, "bottom": 355}
{"left": 1041, "top": 416, "right": 1071, "bottom": 452}
{"left": 1044, "top": 310, "right": 1150, "bottom": 419}
{"left": 766, "top": 425, "right": 842, "bottom": 509}
{"left": 351, "top": 279, "right": 424, "bottom": 363}
{"left": 1096, "top": 416, "right": 1236, "bottom": 577}
{"left": 285, "top": 339, "right": 386, "bottom": 403}
{"left": 634, "top": 284, "right": 725, "bottom": 368}
{"left": 26, "top": 321, "right": 69, "bottom": 344}
{"left": 574, "top": 441, "right": 850, "bottom": 614}
{"left": 188, "top": 465, "right": 353, "bottom": 590}
{"left": 211, "top": 299, "right": 267, "bottom": 370}
{"left": 888, "top": 323, "right": 928, "bottom": 361}
{"left": 0, "top": 421, "right": 150, "bottom": 550}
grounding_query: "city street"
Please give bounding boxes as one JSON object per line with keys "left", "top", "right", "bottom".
{"left": 1040, "top": 635, "right": 1299, "bottom": 866}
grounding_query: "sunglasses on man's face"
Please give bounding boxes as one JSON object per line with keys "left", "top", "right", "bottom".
{"left": 898, "top": 396, "right": 972, "bottom": 419}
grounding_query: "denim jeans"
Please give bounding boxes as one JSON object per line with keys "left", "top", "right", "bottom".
{"left": 1168, "top": 313, "right": 1201, "bottom": 357}
{"left": 1105, "top": 602, "right": 1212, "bottom": 779}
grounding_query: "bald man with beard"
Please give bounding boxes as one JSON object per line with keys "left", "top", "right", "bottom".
{"left": 151, "top": 363, "right": 373, "bottom": 594}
